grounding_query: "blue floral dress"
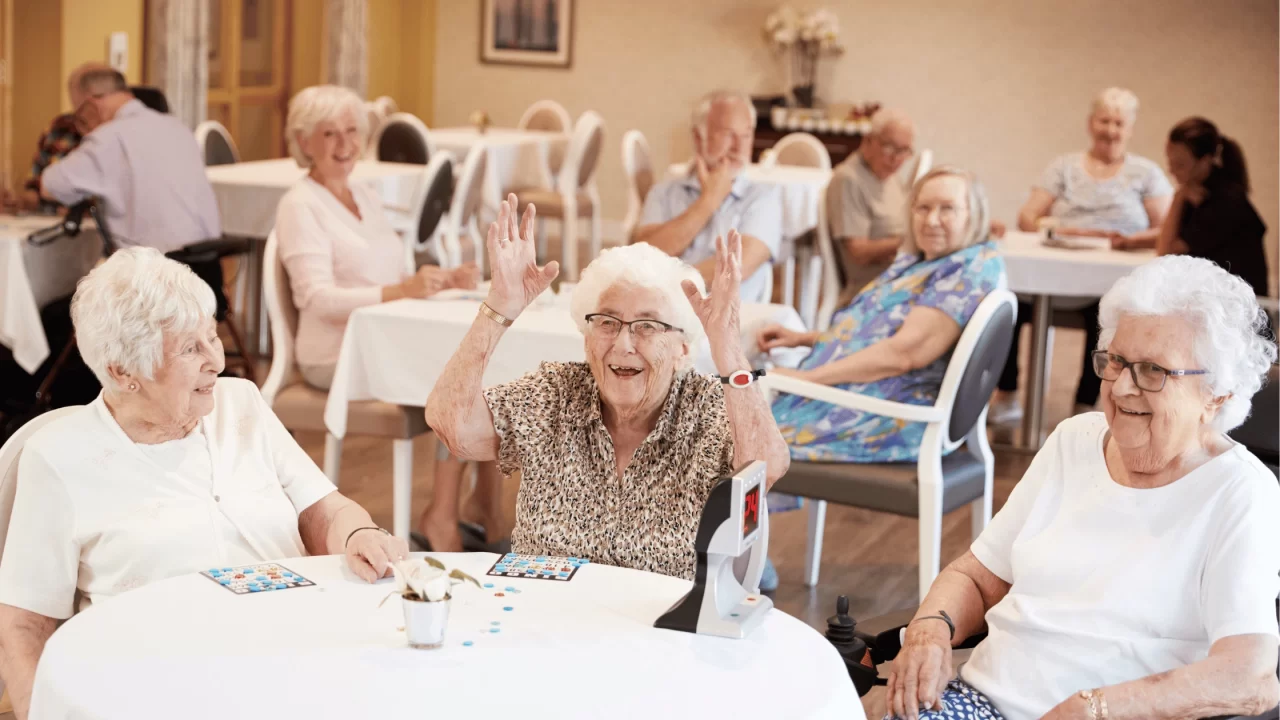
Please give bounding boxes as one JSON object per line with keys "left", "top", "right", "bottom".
{"left": 773, "top": 242, "right": 1004, "bottom": 463}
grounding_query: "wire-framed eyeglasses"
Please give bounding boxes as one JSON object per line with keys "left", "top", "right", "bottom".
{"left": 1090, "top": 351, "right": 1208, "bottom": 392}
{"left": 584, "top": 313, "right": 683, "bottom": 340}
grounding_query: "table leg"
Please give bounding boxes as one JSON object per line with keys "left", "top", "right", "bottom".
{"left": 1021, "top": 294, "right": 1052, "bottom": 450}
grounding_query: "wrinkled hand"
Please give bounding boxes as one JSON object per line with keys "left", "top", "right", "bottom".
{"left": 757, "top": 323, "right": 806, "bottom": 352}
{"left": 485, "top": 193, "right": 558, "bottom": 319}
{"left": 1038, "top": 693, "right": 1093, "bottom": 720}
{"left": 989, "top": 220, "right": 1007, "bottom": 239}
{"left": 400, "top": 265, "right": 451, "bottom": 299}
{"left": 344, "top": 529, "right": 409, "bottom": 583}
{"left": 448, "top": 262, "right": 480, "bottom": 290}
{"left": 682, "top": 230, "right": 743, "bottom": 362}
{"left": 885, "top": 623, "right": 954, "bottom": 720}
{"left": 695, "top": 155, "right": 736, "bottom": 207}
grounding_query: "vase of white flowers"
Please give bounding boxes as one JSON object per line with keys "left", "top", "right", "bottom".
{"left": 764, "top": 6, "right": 844, "bottom": 109}
{"left": 389, "top": 557, "right": 481, "bottom": 649}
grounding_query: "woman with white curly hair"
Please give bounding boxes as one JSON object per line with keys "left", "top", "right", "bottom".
{"left": 0, "top": 249, "right": 408, "bottom": 720}
{"left": 887, "top": 255, "right": 1280, "bottom": 720}
{"left": 425, "top": 195, "right": 789, "bottom": 579}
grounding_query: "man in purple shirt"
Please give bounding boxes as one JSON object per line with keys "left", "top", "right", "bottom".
{"left": 39, "top": 68, "right": 221, "bottom": 255}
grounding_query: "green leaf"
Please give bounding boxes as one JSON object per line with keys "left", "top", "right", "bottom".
{"left": 449, "top": 568, "right": 483, "bottom": 589}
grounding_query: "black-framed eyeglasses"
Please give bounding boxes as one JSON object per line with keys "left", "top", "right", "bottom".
{"left": 1090, "top": 351, "right": 1208, "bottom": 392}
{"left": 584, "top": 313, "right": 683, "bottom": 340}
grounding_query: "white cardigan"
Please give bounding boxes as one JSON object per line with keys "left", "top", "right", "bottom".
{"left": 0, "top": 378, "right": 336, "bottom": 619}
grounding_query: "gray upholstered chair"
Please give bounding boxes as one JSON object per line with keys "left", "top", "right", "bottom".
{"left": 762, "top": 289, "right": 1018, "bottom": 600}
{"left": 260, "top": 232, "right": 430, "bottom": 540}
{"left": 195, "top": 120, "right": 240, "bottom": 166}
{"left": 373, "top": 112, "right": 434, "bottom": 166}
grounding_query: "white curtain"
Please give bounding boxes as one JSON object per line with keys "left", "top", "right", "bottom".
{"left": 145, "top": 0, "right": 210, "bottom": 129}
{"left": 324, "top": 0, "right": 368, "bottom": 97}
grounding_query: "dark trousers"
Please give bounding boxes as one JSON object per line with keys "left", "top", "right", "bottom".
{"left": 997, "top": 301, "right": 1101, "bottom": 407}
{"left": 0, "top": 295, "right": 102, "bottom": 418}
{"left": 181, "top": 258, "right": 230, "bottom": 322}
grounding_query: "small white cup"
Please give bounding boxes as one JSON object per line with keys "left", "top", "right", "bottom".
{"left": 403, "top": 596, "right": 450, "bottom": 649}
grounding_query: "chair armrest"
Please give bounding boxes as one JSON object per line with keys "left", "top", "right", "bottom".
{"left": 760, "top": 374, "right": 946, "bottom": 424}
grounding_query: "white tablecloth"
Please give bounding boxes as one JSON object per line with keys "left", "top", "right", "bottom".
{"left": 431, "top": 127, "right": 569, "bottom": 221}
{"left": 998, "top": 230, "right": 1153, "bottom": 297}
{"left": 30, "top": 553, "right": 862, "bottom": 720}
{"left": 666, "top": 162, "right": 832, "bottom": 242}
{"left": 324, "top": 290, "right": 808, "bottom": 438}
{"left": 0, "top": 215, "right": 101, "bottom": 372}
{"left": 207, "top": 159, "right": 426, "bottom": 238}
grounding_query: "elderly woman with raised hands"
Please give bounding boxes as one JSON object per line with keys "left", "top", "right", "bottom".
{"left": 0, "top": 249, "right": 407, "bottom": 720}
{"left": 885, "top": 255, "right": 1280, "bottom": 720}
{"left": 425, "top": 194, "right": 790, "bottom": 579}
{"left": 276, "top": 84, "right": 478, "bottom": 390}
{"left": 996, "top": 87, "right": 1175, "bottom": 422}
{"left": 758, "top": 167, "right": 1004, "bottom": 463}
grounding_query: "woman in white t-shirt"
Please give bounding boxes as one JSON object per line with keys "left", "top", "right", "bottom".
{"left": 0, "top": 249, "right": 409, "bottom": 720}
{"left": 886, "top": 256, "right": 1280, "bottom": 720}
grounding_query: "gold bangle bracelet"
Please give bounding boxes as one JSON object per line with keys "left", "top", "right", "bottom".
{"left": 479, "top": 302, "right": 514, "bottom": 327}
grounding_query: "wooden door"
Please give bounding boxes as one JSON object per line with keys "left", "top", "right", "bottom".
{"left": 207, "top": 0, "right": 290, "bottom": 161}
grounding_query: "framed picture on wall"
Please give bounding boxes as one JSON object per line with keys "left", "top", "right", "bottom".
{"left": 480, "top": 0, "right": 574, "bottom": 68}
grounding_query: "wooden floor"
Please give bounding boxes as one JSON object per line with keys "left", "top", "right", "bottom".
{"left": 292, "top": 318, "right": 1088, "bottom": 716}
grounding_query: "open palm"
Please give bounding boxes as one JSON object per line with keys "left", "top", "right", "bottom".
{"left": 485, "top": 193, "right": 559, "bottom": 318}
{"left": 681, "top": 229, "right": 743, "bottom": 348}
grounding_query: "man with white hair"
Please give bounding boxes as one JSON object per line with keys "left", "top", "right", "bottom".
{"left": 39, "top": 68, "right": 221, "bottom": 255}
{"left": 826, "top": 108, "right": 916, "bottom": 303}
{"left": 632, "top": 90, "right": 782, "bottom": 302}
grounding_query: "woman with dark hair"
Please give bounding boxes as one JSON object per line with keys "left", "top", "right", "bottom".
{"left": 1146, "top": 117, "right": 1269, "bottom": 297}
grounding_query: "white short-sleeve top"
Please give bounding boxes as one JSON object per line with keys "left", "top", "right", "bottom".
{"left": 0, "top": 378, "right": 336, "bottom": 619}
{"left": 961, "top": 413, "right": 1280, "bottom": 720}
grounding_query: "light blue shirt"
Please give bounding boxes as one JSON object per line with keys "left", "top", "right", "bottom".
{"left": 42, "top": 99, "right": 222, "bottom": 253}
{"left": 639, "top": 172, "right": 782, "bottom": 302}
{"left": 1037, "top": 152, "right": 1173, "bottom": 236}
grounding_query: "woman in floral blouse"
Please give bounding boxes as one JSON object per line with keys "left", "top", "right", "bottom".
{"left": 425, "top": 194, "right": 789, "bottom": 580}
{"left": 759, "top": 166, "right": 1005, "bottom": 463}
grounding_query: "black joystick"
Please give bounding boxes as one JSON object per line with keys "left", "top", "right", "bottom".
{"left": 825, "top": 595, "right": 879, "bottom": 697}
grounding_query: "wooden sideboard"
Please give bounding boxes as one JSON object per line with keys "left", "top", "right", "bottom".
{"left": 752, "top": 127, "right": 863, "bottom": 165}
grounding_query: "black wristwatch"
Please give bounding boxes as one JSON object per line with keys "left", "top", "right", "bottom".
{"left": 718, "top": 369, "right": 766, "bottom": 388}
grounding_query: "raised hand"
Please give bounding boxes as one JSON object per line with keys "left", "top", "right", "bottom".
{"left": 484, "top": 193, "right": 559, "bottom": 319}
{"left": 682, "top": 229, "right": 744, "bottom": 365}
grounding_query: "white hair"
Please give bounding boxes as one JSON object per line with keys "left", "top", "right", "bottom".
{"left": 285, "top": 84, "right": 369, "bottom": 168}
{"left": 70, "top": 247, "right": 216, "bottom": 393}
{"left": 869, "top": 107, "right": 914, "bottom": 137}
{"left": 690, "top": 90, "right": 756, "bottom": 141}
{"left": 568, "top": 243, "right": 706, "bottom": 368}
{"left": 1098, "top": 255, "right": 1276, "bottom": 432}
{"left": 1091, "top": 87, "right": 1139, "bottom": 120}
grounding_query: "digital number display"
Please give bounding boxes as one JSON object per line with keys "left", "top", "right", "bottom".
{"left": 742, "top": 485, "right": 760, "bottom": 539}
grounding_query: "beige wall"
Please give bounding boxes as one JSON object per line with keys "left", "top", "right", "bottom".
{"left": 60, "top": 0, "right": 145, "bottom": 111}
{"left": 434, "top": 0, "right": 1278, "bottom": 292}
{"left": 368, "top": 0, "right": 436, "bottom": 121}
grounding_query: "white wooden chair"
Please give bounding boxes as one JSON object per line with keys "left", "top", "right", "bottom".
{"left": 194, "top": 120, "right": 240, "bottom": 166}
{"left": 810, "top": 187, "right": 843, "bottom": 330}
{"left": 396, "top": 152, "right": 457, "bottom": 267}
{"left": 768, "top": 132, "right": 831, "bottom": 314}
{"left": 761, "top": 289, "right": 1017, "bottom": 599}
{"left": 620, "top": 129, "right": 654, "bottom": 243}
{"left": 261, "top": 232, "right": 430, "bottom": 540}
{"left": 442, "top": 146, "right": 489, "bottom": 275}
{"left": 372, "top": 95, "right": 399, "bottom": 118}
{"left": 519, "top": 99, "right": 573, "bottom": 184}
{"left": 514, "top": 110, "right": 605, "bottom": 281}
{"left": 372, "top": 112, "right": 434, "bottom": 166}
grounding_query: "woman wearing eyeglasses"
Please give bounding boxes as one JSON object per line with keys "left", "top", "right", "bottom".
{"left": 423, "top": 195, "right": 789, "bottom": 580}
{"left": 758, "top": 166, "right": 1004, "bottom": 463}
{"left": 885, "top": 255, "right": 1280, "bottom": 720}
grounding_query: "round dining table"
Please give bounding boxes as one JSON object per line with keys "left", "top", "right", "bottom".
{"left": 30, "top": 553, "right": 864, "bottom": 720}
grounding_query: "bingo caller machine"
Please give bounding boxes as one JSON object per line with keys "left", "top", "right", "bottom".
{"left": 655, "top": 461, "right": 773, "bottom": 639}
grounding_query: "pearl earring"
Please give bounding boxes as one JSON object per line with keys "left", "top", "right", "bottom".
{"left": 128, "top": 383, "right": 137, "bottom": 391}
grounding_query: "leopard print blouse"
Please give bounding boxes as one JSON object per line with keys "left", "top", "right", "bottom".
{"left": 483, "top": 362, "right": 734, "bottom": 580}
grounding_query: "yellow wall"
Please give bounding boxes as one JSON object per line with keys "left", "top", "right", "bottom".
{"left": 10, "top": 0, "right": 62, "bottom": 189}
{"left": 59, "top": 0, "right": 144, "bottom": 111}
{"left": 366, "top": 0, "right": 434, "bottom": 122}
{"left": 290, "top": 0, "right": 323, "bottom": 100}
